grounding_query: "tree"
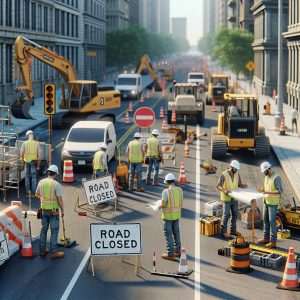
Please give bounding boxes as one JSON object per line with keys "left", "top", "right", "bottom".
{"left": 213, "top": 28, "right": 254, "bottom": 78}
{"left": 198, "top": 32, "right": 215, "bottom": 56}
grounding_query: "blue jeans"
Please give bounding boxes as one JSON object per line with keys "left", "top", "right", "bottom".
{"left": 25, "top": 161, "right": 37, "bottom": 194}
{"left": 263, "top": 203, "right": 278, "bottom": 243}
{"left": 96, "top": 170, "right": 105, "bottom": 178}
{"left": 39, "top": 211, "right": 59, "bottom": 254}
{"left": 129, "top": 162, "right": 143, "bottom": 189}
{"left": 146, "top": 157, "right": 160, "bottom": 184}
{"left": 221, "top": 199, "right": 238, "bottom": 233}
{"left": 163, "top": 219, "right": 181, "bottom": 256}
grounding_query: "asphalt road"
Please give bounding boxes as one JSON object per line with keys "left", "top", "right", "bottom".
{"left": 0, "top": 75, "right": 200, "bottom": 299}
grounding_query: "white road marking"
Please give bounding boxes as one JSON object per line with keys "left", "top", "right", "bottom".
{"left": 135, "top": 115, "right": 154, "bottom": 120}
{"left": 60, "top": 248, "right": 91, "bottom": 300}
{"left": 195, "top": 125, "right": 200, "bottom": 300}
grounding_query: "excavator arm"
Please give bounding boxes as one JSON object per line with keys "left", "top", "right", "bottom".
{"left": 13, "top": 36, "right": 77, "bottom": 119}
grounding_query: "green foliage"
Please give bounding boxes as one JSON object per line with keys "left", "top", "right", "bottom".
{"left": 198, "top": 32, "right": 215, "bottom": 56}
{"left": 106, "top": 27, "right": 189, "bottom": 67}
{"left": 213, "top": 28, "right": 254, "bottom": 77}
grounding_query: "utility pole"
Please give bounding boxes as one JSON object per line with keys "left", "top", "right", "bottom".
{"left": 274, "top": 0, "right": 284, "bottom": 129}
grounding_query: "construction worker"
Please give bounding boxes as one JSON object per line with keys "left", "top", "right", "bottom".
{"left": 159, "top": 173, "right": 183, "bottom": 261}
{"left": 145, "top": 129, "right": 163, "bottom": 186}
{"left": 35, "top": 165, "right": 64, "bottom": 258}
{"left": 258, "top": 162, "right": 283, "bottom": 249}
{"left": 126, "top": 132, "right": 144, "bottom": 192}
{"left": 228, "top": 100, "right": 240, "bottom": 117}
{"left": 20, "top": 130, "right": 41, "bottom": 197}
{"left": 92, "top": 143, "right": 108, "bottom": 178}
{"left": 216, "top": 160, "right": 248, "bottom": 239}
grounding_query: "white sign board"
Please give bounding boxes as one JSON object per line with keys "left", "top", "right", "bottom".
{"left": 83, "top": 175, "right": 117, "bottom": 205}
{"left": 0, "top": 230, "right": 9, "bottom": 263}
{"left": 90, "top": 223, "right": 142, "bottom": 256}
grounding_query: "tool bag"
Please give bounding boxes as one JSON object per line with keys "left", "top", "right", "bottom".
{"left": 241, "top": 206, "right": 263, "bottom": 229}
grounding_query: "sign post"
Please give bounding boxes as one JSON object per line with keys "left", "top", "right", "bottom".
{"left": 134, "top": 107, "right": 155, "bottom": 128}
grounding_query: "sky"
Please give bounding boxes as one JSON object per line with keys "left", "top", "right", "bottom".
{"left": 170, "top": 0, "right": 203, "bottom": 46}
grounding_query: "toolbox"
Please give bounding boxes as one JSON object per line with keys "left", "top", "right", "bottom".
{"left": 200, "top": 216, "right": 221, "bottom": 236}
{"left": 277, "top": 229, "right": 291, "bottom": 239}
{"left": 241, "top": 206, "right": 263, "bottom": 229}
{"left": 204, "top": 201, "right": 223, "bottom": 217}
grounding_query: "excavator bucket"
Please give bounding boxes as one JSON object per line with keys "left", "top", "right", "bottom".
{"left": 11, "top": 98, "right": 34, "bottom": 119}
{"left": 146, "top": 80, "right": 162, "bottom": 92}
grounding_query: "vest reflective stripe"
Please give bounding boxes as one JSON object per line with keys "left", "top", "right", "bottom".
{"left": 23, "top": 140, "right": 39, "bottom": 162}
{"left": 93, "top": 151, "right": 105, "bottom": 170}
{"left": 129, "top": 140, "right": 143, "bottom": 163}
{"left": 220, "top": 170, "right": 238, "bottom": 202}
{"left": 38, "top": 178, "right": 58, "bottom": 209}
{"left": 162, "top": 186, "right": 183, "bottom": 220}
{"left": 147, "top": 137, "right": 159, "bottom": 156}
{"left": 264, "top": 173, "right": 281, "bottom": 205}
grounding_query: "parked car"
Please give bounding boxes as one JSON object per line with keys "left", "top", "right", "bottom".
{"left": 115, "top": 73, "right": 142, "bottom": 100}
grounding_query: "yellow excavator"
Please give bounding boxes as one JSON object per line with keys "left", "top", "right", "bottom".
{"left": 13, "top": 36, "right": 121, "bottom": 128}
{"left": 135, "top": 54, "right": 162, "bottom": 91}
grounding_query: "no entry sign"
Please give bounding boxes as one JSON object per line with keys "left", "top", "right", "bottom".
{"left": 134, "top": 107, "right": 155, "bottom": 128}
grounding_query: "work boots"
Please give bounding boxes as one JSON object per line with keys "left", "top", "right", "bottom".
{"left": 39, "top": 249, "right": 49, "bottom": 256}
{"left": 221, "top": 232, "right": 231, "bottom": 239}
{"left": 266, "top": 242, "right": 277, "bottom": 249}
{"left": 258, "top": 238, "right": 270, "bottom": 244}
{"left": 50, "top": 251, "right": 65, "bottom": 259}
{"left": 230, "top": 230, "right": 242, "bottom": 236}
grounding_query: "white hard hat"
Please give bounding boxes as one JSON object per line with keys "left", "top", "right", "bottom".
{"left": 230, "top": 160, "right": 240, "bottom": 170}
{"left": 134, "top": 132, "right": 141, "bottom": 138}
{"left": 152, "top": 129, "right": 160, "bottom": 136}
{"left": 164, "top": 173, "right": 175, "bottom": 183}
{"left": 47, "top": 165, "right": 59, "bottom": 174}
{"left": 100, "top": 143, "right": 108, "bottom": 149}
{"left": 260, "top": 161, "right": 272, "bottom": 172}
{"left": 26, "top": 130, "right": 34, "bottom": 137}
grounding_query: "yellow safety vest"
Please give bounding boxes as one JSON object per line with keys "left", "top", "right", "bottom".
{"left": 93, "top": 150, "right": 105, "bottom": 170}
{"left": 36, "top": 178, "right": 59, "bottom": 209}
{"left": 220, "top": 170, "right": 238, "bottom": 202}
{"left": 162, "top": 186, "right": 183, "bottom": 221}
{"left": 147, "top": 137, "right": 159, "bottom": 157}
{"left": 23, "top": 140, "right": 39, "bottom": 163}
{"left": 264, "top": 173, "right": 281, "bottom": 205}
{"left": 129, "top": 140, "right": 143, "bottom": 163}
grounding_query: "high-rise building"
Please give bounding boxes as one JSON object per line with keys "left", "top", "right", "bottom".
{"left": 139, "top": 0, "right": 160, "bottom": 33}
{"left": 203, "top": 0, "right": 217, "bottom": 35}
{"left": 129, "top": 0, "right": 140, "bottom": 26}
{"left": 239, "top": 0, "right": 254, "bottom": 33}
{"left": 172, "top": 17, "right": 187, "bottom": 40}
{"left": 216, "top": 0, "right": 228, "bottom": 29}
{"left": 227, "top": 0, "right": 240, "bottom": 29}
{"left": 160, "top": 0, "right": 170, "bottom": 34}
{"left": 106, "top": 0, "right": 130, "bottom": 32}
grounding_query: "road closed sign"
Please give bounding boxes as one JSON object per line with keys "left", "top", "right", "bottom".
{"left": 83, "top": 175, "right": 117, "bottom": 205}
{"left": 0, "top": 230, "right": 9, "bottom": 264}
{"left": 134, "top": 107, "right": 155, "bottom": 128}
{"left": 90, "top": 223, "right": 142, "bottom": 255}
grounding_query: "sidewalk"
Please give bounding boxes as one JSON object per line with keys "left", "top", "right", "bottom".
{"left": 238, "top": 80, "right": 300, "bottom": 203}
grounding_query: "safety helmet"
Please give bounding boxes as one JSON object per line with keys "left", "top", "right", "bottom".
{"left": 47, "top": 165, "right": 59, "bottom": 174}
{"left": 230, "top": 160, "right": 240, "bottom": 170}
{"left": 26, "top": 130, "right": 34, "bottom": 137}
{"left": 260, "top": 161, "right": 272, "bottom": 172}
{"left": 164, "top": 173, "right": 175, "bottom": 183}
{"left": 134, "top": 132, "right": 141, "bottom": 138}
{"left": 152, "top": 129, "right": 160, "bottom": 136}
{"left": 100, "top": 143, "right": 108, "bottom": 150}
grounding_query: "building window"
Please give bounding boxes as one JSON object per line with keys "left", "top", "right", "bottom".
{"left": 61, "top": 11, "right": 65, "bottom": 35}
{"left": 55, "top": 9, "right": 59, "bottom": 34}
{"left": 71, "top": 14, "right": 74, "bottom": 37}
{"left": 44, "top": 7, "right": 48, "bottom": 32}
{"left": 24, "top": 0, "right": 30, "bottom": 29}
{"left": 0, "top": 44, "right": 2, "bottom": 83}
{"left": 49, "top": 8, "right": 53, "bottom": 32}
{"left": 66, "top": 13, "right": 70, "bottom": 36}
{"left": 6, "top": 45, "right": 13, "bottom": 83}
{"left": 31, "top": 2, "right": 36, "bottom": 30}
{"left": 6, "top": 0, "right": 12, "bottom": 26}
{"left": 15, "top": 0, "right": 21, "bottom": 28}
{"left": 0, "top": 0, "right": 3, "bottom": 26}
{"left": 38, "top": 4, "right": 42, "bottom": 31}
{"left": 75, "top": 16, "right": 78, "bottom": 37}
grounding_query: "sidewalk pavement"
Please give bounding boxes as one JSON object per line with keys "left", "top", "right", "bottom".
{"left": 238, "top": 80, "right": 300, "bottom": 203}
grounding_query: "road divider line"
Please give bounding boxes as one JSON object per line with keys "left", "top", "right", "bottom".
{"left": 195, "top": 124, "right": 200, "bottom": 300}
{"left": 60, "top": 248, "right": 91, "bottom": 300}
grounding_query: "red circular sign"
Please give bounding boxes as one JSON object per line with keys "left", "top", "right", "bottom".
{"left": 134, "top": 107, "right": 155, "bottom": 128}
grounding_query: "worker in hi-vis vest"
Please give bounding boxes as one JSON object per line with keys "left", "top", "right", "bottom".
{"left": 35, "top": 165, "right": 65, "bottom": 259}
{"left": 145, "top": 129, "right": 163, "bottom": 186}
{"left": 216, "top": 160, "right": 248, "bottom": 239}
{"left": 159, "top": 173, "right": 183, "bottom": 261}
{"left": 258, "top": 161, "right": 283, "bottom": 249}
{"left": 92, "top": 143, "right": 108, "bottom": 178}
{"left": 20, "top": 130, "right": 41, "bottom": 197}
{"left": 126, "top": 132, "right": 144, "bottom": 192}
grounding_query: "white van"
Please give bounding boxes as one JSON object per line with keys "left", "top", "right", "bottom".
{"left": 61, "top": 121, "right": 117, "bottom": 169}
{"left": 187, "top": 72, "right": 205, "bottom": 85}
{"left": 115, "top": 73, "right": 142, "bottom": 100}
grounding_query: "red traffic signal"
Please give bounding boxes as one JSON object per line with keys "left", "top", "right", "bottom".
{"left": 44, "top": 84, "right": 56, "bottom": 115}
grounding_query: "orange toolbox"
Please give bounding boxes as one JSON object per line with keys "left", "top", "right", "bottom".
{"left": 200, "top": 217, "right": 221, "bottom": 236}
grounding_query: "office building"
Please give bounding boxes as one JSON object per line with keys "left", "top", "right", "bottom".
{"left": 106, "top": 0, "right": 130, "bottom": 32}
{"left": 239, "top": 0, "right": 254, "bottom": 33}
{"left": 203, "top": 0, "right": 217, "bottom": 35}
{"left": 172, "top": 17, "right": 187, "bottom": 40}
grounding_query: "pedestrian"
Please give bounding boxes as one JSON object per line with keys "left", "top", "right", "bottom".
{"left": 92, "top": 143, "right": 108, "bottom": 178}
{"left": 20, "top": 130, "right": 41, "bottom": 197}
{"left": 35, "top": 165, "right": 65, "bottom": 258}
{"left": 126, "top": 132, "right": 144, "bottom": 192}
{"left": 145, "top": 129, "right": 163, "bottom": 186}
{"left": 216, "top": 160, "right": 248, "bottom": 239}
{"left": 291, "top": 108, "right": 298, "bottom": 134}
{"left": 159, "top": 173, "right": 183, "bottom": 261}
{"left": 258, "top": 162, "right": 282, "bottom": 249}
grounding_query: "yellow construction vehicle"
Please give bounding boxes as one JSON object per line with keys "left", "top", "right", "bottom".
{"left": 135, "top": 54, "right": 162, "bottom": 91}
{"left": 157, "top": 60, "right": 173, "bottom": 81}
{"left": 205, "top": 74, "right": 232, "bottom": 105}
{"left": 210, "top": 94, "right": 270, "bottom": 159}
{"left": 13, "top": 36, "right": 120, "bottom": 127}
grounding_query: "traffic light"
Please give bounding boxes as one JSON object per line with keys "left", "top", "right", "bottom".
{"left": 44, "top": 84, "right": 56, "bottom": 115}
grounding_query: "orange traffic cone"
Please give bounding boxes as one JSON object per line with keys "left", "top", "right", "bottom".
{"left": 140, "top": 94, "right": 144, "bottom": 103}
{"left": 125, "top": 110, "right": 130, "bottom": 124}
{"left": 152, "top": 85, "right": 155, "bottom": 95}
{"left": 63, "top": 160, "right": 74, "bottom": 183}
{"left": 113, "top": 173, "right": 119, "bottom": 195}
{"left": 178, "top": 162, "right": 187, "bottom": 184}
{"left": 159, "top": 107, "right": 164, "bottom": 118}
{"left": 277, "top": 247, "right": 300, "bottom": 291}
{"left": 21, "top": 232, "right": 34, "bottom": 258}
{"left": 128, "top": 101, "right": 133, "bottom": 112}
{"left": 184, "top": 141, "right": 190, "bottom": 157}
{"left": 171, "top": 110, "right": 176, "bottom": 124}
{"left": 162, "top": 118, "right": 168, "bottom": 133}
{"left": 279, "top": 117, "right": 286, "bottom": 136}
{"left": 177, "top": 248, "right": 193, "bottom": 276}
{"left": 211, "top": 101, "right": 216, "bottom": 112}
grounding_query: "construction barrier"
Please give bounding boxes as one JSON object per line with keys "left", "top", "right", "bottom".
{"left": 63, "top": 160, "right": 74, "bottom": 183}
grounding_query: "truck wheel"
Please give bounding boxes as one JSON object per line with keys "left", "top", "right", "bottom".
{"left": 254, "top": 136, "right": 270, "bottom": 158}
{"left": 206, "top": 95, "right": 212, "bottom": 105}
{"left": 167, "top": 110, "right": 172, "bottom": 124}
{"left": 211, "top": 135, "right": 227, "bottom": 159}
{"left": 197, "top": 111, "right": 204, "bottom": 125}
